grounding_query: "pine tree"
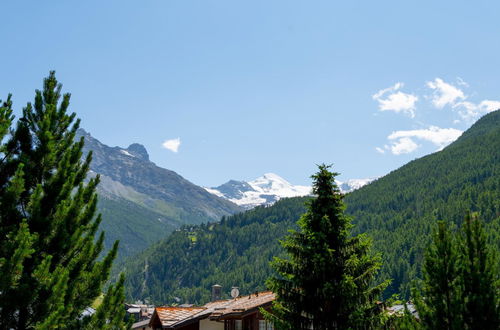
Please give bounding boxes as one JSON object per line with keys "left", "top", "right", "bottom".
{"left": 266, "top": 164, "right": 388, "bottom": 329}
{"left": 458, "top": 214, "right": 499, "bottom": 329}
{"left": 414, "top": 215, "right": 499, "bottom": 329}
{"left": 0, "top": 72, "right": 128, "bottom": 329}
{"left": 413, "top": 221, "right": 462, "bottom": 329}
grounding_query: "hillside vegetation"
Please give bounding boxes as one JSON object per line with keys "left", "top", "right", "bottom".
{"left": 346, "top": 110, "right": 500, "bottom": 296}
{"left": 121, "top": 110, "right": 500, "bottom": 304}
{"left": 122, "top": 197, "right": 308, "bottom": 304}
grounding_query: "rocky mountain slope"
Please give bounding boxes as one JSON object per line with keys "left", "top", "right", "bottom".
{"left": 77, "top": 129, "right": 242, "bottom": 257}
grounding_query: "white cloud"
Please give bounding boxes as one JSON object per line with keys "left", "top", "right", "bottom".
{"left": 372, "top": 82, "right": 418, "bottom": 118}
{"left": 388, "top": 126, "right": 463, "bottom": 151}
{"left": 388, "top": 137, "right": 419, "bottom": 155}
{"left": 454, "top": 99, "right": 500, "bottom": 123}
{"left": 427, "top": 78, "right": 465, "bottom": 108}
{"left": 375, "top": 147, "right": 385, "bottom": 154}
{"left": 162, "top": 138, "right": 181, "bottom": 153}
{"left": 479, "top": 100, "right": 500, "bottom": 112}
{"left": 456, "top": 77, "right": 469, "bottom": 87}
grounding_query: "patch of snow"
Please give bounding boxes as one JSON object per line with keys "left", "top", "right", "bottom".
{"left": 204, "top": 187, "right": 225, "bottom": 198}
{"left": 336, "top": 177, "right": 378, "bottom": 193}
{"left": 248, "top": 173, "right": 311, "bottom": 197}
{"left": 120, "top": 149, "right": 135, "bottom": 157}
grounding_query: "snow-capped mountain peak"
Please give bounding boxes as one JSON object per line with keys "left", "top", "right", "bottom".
{"left": 205, "top": 173, "right": 377, "bottom": 210}
{"left": 248, "top": 173, "right": 311, "bottom": 197}
{"left": 336, "top": 178, "right": 376, "bottom": 193}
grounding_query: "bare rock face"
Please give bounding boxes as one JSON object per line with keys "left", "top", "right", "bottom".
{"left": 126, "top": 143, "right": 149, "bottom": 161}
{"left": 75, "top": 129, "right": 242, "bottom": 257}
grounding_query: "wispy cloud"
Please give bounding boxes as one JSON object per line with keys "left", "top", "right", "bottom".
{"left": 426, "top": 78, "right": 465, "bottom": 109}
{"left": 372, "top": 82, "right": 418, "bottom": 118}
{"left": 374, "top": 77, "right": 496, "bottom": 156}
{"left": 454, "top": 100, "right": 500, "bottom": 123}
{"left": 456, "top": 77, "right": 469, "bottom": 87}
{"left": 162, "top": 138, "right": 181, "bottom": 153}
{"left": 381, "top": 126, "right": 463, "bottom": 155}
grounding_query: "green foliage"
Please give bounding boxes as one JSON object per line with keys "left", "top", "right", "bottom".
{"left": 345, "top": 110, "right": 500, "bottom": 298}
{"left": 97, "top": 195, "right": 178, "bottom": 259}
{"left": 83, "top": 274, "right": 133, "bottom": 330}
{"left": 265, "top": 165, "right": 388, "bottom": 329}
{"left": 0, "top": 72, "right": 129, "bottom": 329}
{"left": 414, "top": 215, "right": 500, "bottom": 329}
{"left": 412, "top": 221, "right": 461, "bottom": 329}
{"left": 121, "top": 197, "right": 308, "bottom": 304}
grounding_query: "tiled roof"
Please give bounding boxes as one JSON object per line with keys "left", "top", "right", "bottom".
{"left": 208, "top": 291, "right": 275, "bottom": 319}
{"left": 151, "top": 291, "right": 276, "bottom": 327}
{"left": 155, "top": 307, "right": 206, "bottom": 327}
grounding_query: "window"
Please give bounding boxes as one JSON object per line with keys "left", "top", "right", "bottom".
{"left": 235, "top": 320, "right": 243, "bottom": 330}
{"left": 259, "top": 320, "right": 274, "bottom": 330}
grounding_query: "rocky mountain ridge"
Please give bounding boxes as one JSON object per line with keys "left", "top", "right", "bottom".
{"left": 76, "top": 129, "right": 242, "bottom": 257}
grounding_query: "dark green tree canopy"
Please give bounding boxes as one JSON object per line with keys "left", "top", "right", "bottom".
{"left": 266, "top": 164, "right": 388, "bottom": 329}
{"left": 0, "top": 72, "right": 128, "bottom": 329}
{"left": 414, "top": 215, "right": 500, "bottom": 329}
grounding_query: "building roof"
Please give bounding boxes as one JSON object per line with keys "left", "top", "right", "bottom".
{"left": 152, "top": 307, "right": 207, "bottom": 328}
{"left": 388, "top": 303, "right": 417, "bottom": 317}
{"left": 127, "top": 307, "right": 142, "bottom": 314}
{"left": 132, "top": 318, "right": 151, "bottom": 330}
{"left": 150, "top": 291, "right": 275, "bottom": 328}
{"left": 208, "top": 291, "right": 275, "bottom": 319}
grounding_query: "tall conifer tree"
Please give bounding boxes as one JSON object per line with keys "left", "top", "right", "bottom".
{"left": 458, "top": 214, "right": 499, "bottom": 329}
{"left": 0, "top": 72, "right": 128, "bottom": 329}
{"left": 266, "top": 165, "right": 388, "bottom": 329}
{"left": 414, "top": 215, "right": 499, "bottom": 329}
{"left": 413, "top": 221, "right": 462, "bottom": 329}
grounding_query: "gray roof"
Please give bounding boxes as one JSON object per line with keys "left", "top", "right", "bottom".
{"left": 132, "top": 318, "right": 151, "bottom": 329}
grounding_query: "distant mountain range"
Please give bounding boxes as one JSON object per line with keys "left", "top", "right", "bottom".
{"left": 77, "top": 129, "right": 374, "bottom": 257}
{"left": 76, "top": 129, "right": 242, "bottom": 258}
{"left": 205, "top": 173, "right": 376, "bottom": 209}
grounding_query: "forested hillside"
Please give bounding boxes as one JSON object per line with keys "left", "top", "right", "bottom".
{"left": 122, "top": 197, "right": 308, "bottom": 304}
{"left": 121, "top": 110, "right": 500, "bottom": 304}
{"left": 346, "top": 110, "right": 500, "bottom": 297}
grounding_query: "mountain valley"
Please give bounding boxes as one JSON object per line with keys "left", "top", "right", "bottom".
{"left": 120, "top": 110, "right": 500, "bottom": 304}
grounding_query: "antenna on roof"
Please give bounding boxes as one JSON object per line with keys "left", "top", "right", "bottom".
{"left": 231, "top": 287, "right": 240, "bottom": 299}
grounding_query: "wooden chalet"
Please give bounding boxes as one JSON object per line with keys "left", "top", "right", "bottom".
{"left": 149, "top": 291, "right": 275, "bottom": 330}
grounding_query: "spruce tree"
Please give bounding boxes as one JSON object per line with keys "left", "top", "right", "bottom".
{"left": 266, "top": 164, "right": 388, "bottom": 329}
{"left": 414, "top": 215, "right": 499, "bottom": 329}
{"left": 413, "top": 221, "right": 462, "bottom": 329}
{"left": 0, "top": 72, "right": 128, "bottom": 329}
{"left": 458, "top": 214, "right": 499, "bottom": 329}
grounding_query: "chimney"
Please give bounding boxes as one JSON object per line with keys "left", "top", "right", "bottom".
{"left": 212, "top": 284, "right": 222, "bottom": 301}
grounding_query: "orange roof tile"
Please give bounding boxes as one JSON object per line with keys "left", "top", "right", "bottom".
{"left": 155, "top": 307, "right": 206, "bottom": 327}
{"left": 207, "top": 291, "right": 275, "bottom": 319}
{"left": 151, "top": 291, "right": 276, "bottom": 327}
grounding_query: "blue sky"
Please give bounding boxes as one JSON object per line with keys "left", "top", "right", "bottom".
{"left": 1, "top": 1, "right": 499, "bottom": 186}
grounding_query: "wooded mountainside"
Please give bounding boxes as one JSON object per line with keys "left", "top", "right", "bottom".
{"left": 121, "top": 110, "right": 500, "bottom": 305}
